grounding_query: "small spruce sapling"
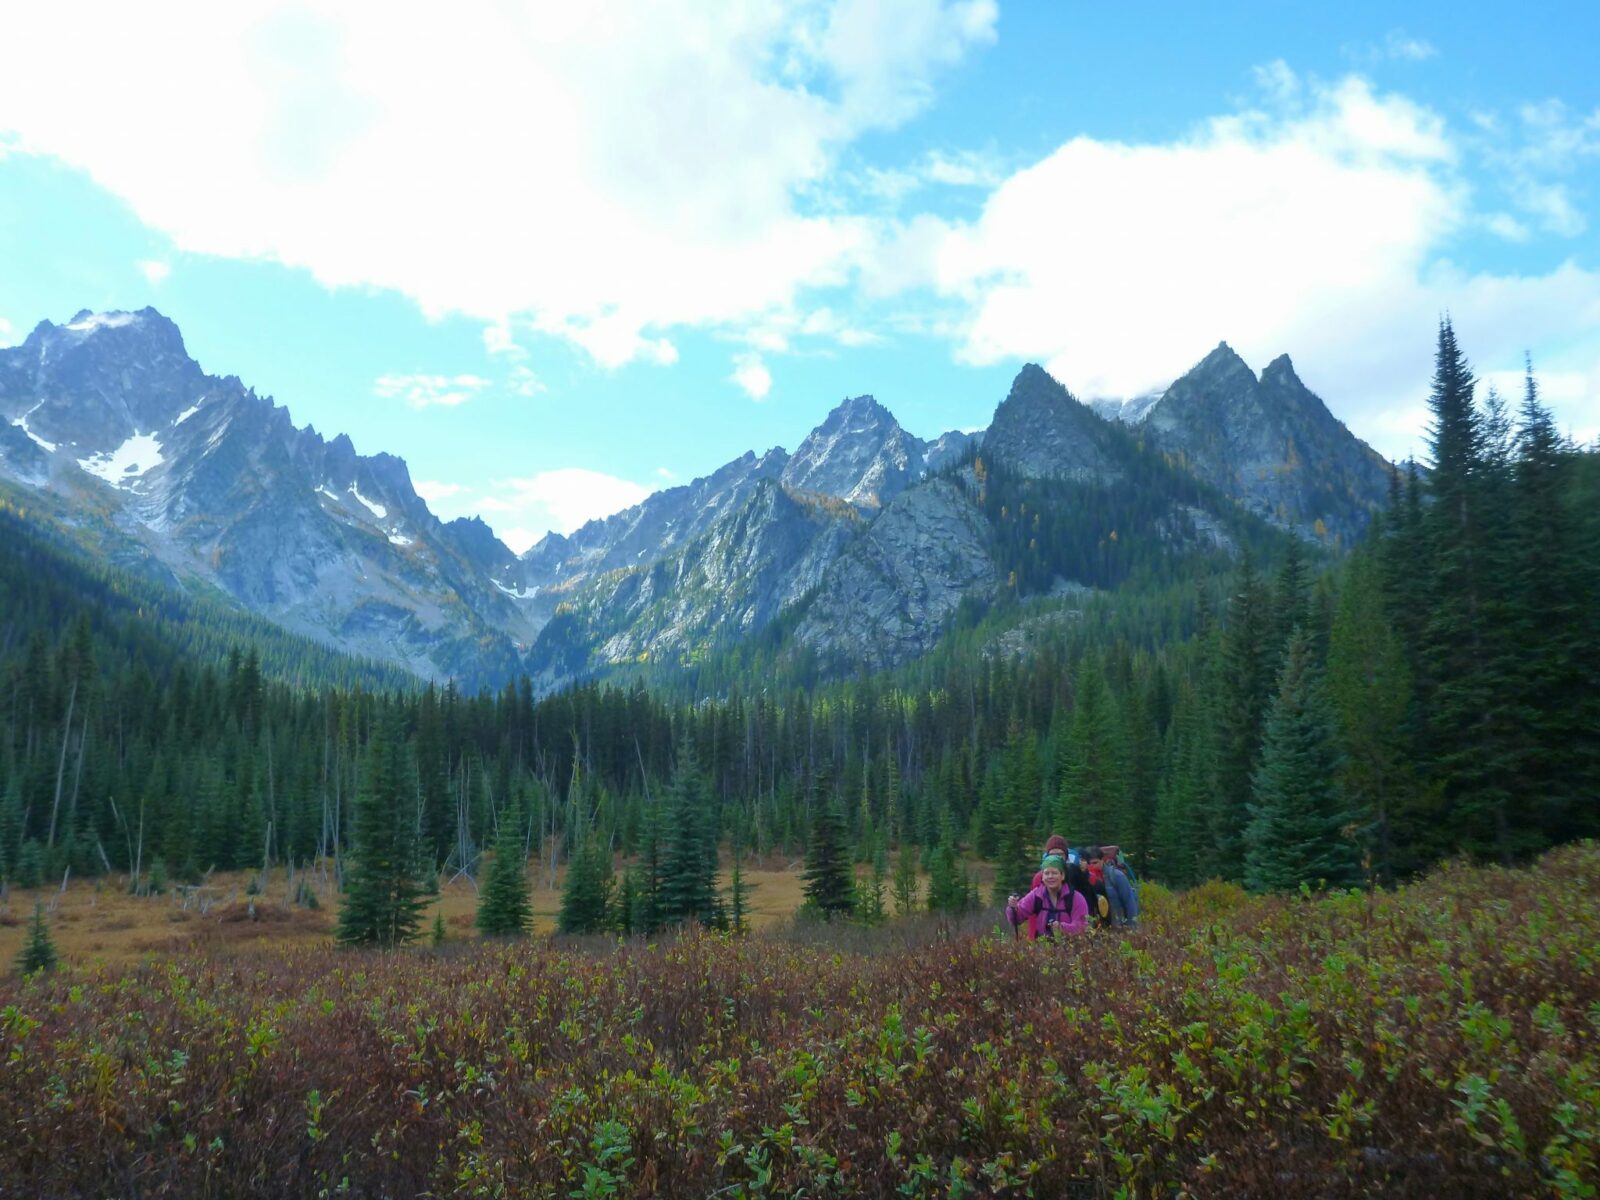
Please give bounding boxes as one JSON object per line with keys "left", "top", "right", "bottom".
{"left": 17, "top": 903, "right": 57, "bottom": 975}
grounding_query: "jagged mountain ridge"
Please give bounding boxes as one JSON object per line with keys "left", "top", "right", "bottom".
{"left": 0, "top": 309, "right": 531, "bottom": 682}
{"left": 1084, "top": 343, "right": 1392, "bottom": 541}
{"left": 1, "top": 307, "right": 1395, "bottom": 691}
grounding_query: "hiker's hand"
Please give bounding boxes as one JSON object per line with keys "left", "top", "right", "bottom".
{"left": 1007, "top": 894, "right": 1019, "bottom": 907}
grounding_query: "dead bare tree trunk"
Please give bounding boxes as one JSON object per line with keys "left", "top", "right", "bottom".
{"left": 47, "top": 680, "right": 77, "bottom": 846}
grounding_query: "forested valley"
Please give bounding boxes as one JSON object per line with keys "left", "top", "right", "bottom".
{"left": 1, "top": 323, "right": 1594, "bottom": 942}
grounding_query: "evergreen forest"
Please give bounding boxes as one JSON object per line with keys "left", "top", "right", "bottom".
{"left": 1, "top": 323, "right": 1595, "bottom": 940}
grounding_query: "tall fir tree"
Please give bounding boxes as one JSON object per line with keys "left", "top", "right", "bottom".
{"left": 801, "top": 784, "right": 854, "bottom": 919}
{"left": 1419, "top": 319, "right": 1522, "bottom": 862}
{"left": 1326, "top": 548, "right": 1415, "bottom": 884}
{"left": 991, "top": 722, "right": 1040, "bottom": 904}
{"left": 1245, "top": 629, "right": 1358, "bottom": 893}
{"left": 475, "top": 820, "right": 532, "bottom": 938}
{"left": 656, "top": 737, "right": 720, "bottom": 928}
{"left": 1509, "top": 361, "right": 1594, "bottom": 839}
{"left": 1055, "top": 657, "right": 1121, "bottom": 844}
{"left": 1213, "top": 551, "right": 1273, "bottom": 877}
{"left": 557, "top": 835, "right": 613, "bottom": 935}
{"left": 336, "top": 713, "right": 427, "bottom": 948}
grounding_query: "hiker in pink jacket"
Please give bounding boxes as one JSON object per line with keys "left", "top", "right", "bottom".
{"left": 1006, "top": 853, "right": 1088, "bottom": 941}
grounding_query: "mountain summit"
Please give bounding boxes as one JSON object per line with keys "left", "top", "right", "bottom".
{"left": 1142, "top": 343, "right": 1391, "bottom": 539}
{"left": 780, "top": 394, "right": 924, "bottom": 507}
{"left": 982, "top": 363, "right": 1124, "bottom": 482}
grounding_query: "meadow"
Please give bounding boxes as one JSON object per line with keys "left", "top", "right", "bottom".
{"left": 0, "top": 847, "right": 1596, "bottom": 1198}
{"left": 0, "top": 854, "right": 833, "bottom": 968}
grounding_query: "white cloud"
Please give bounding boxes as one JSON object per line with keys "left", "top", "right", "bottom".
{"left": 490, "top": 468, "right": 654, "bottom": 545}
{"left": 922, "top": 148, "right": 1002, "bottom": 188}
{"left": 137, "top": 259, "right": 170, "bottom": 285}
{"left": 730, "top": 353, "right": 774, "bottom": 400}
{"left": 373, "top": 372, "right": 490, "bottom": 409}
{"left": 0, "top": 316, "right": 13, "bottom": 347}
{"left": 482, "top": 319, "right": 524, "bottom": 359}
{"left": 892, "top": 67, "right": 1600, "bottom": 461}
{"left": 1484, "top": 213, "right": 1531, "bottom": 242}
{"left": 0, "top": 1, "right": 993, "bottom": 367}
{"left": 1343, "top": 30, "right": 1438, "bottom": 66}
{"left": 1512, "top": 179, "right": 1585, "bottom": 236}
{"left": 413, "top": 479, "right": 465, "bottom": 504}
{"left": 1384, "top": 31, "right": 1437, "bottom": 62}
{"left": 417, "top": 467, "right": 653, "bottom": 551}
{"left": 507, "top": 365, "right": 545, "bottom": 397}
{"left": 1470, "top": 100, "right": 1599, "bottom": 239}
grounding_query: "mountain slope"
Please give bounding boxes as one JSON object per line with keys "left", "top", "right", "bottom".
{"left": 0, "top": 309, "right": 528, "bottom": 683}
{"left": 524, "top": 479, "right": 861, "bottom": 688}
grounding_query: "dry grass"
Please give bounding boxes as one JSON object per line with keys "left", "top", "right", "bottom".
{"left": 0, "top": 851, "right": 957, "bottom": 967}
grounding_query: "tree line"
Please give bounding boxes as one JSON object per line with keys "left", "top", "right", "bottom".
{"left": 1, "top": 321, "right": 1593, "bottom": 944}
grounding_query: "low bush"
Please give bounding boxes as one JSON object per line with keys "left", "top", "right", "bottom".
{"left": 0, "top": 844, "right": 1595, "bottom": 1197}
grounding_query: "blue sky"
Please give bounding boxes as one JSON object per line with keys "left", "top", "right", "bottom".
{"left": 2, "top": 1, "right": 1596, "bottom": 551}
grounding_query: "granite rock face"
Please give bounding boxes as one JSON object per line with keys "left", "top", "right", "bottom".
{"left": 523, "top": 480, "right": 860, "bottom": 689}
{"left": 793, "top": 476, "right": 998, "bottom": 671}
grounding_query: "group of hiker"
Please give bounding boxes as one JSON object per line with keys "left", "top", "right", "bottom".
{"left": 1004, "top": 834, "right": 1139, "bottom": 940}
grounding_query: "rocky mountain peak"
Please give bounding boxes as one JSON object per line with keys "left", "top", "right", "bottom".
{"left": 1191, "top": 341, "right": 1257, "bottom": 385}
{"left": 43, "top": 307, "right": 189, "bottom": 357}
{"left": 1260, "top": 353, "right": 1303, "bottom": 388}
{"left": 1143, "top": 345, "right": 1392, "bottom": 541}
{"left": 982, "top": 364, "right": 1121, "bottom": 482}
{"left": 3, "top": 307, "right": 204, "bottom": 455}
{"left": 780, "top": 392, "right": 922, "bottom": 507}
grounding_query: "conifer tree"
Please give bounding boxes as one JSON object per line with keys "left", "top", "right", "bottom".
{"left": 1326, "top": 549, "right": 1413, "bottom": 883}
{"left": 1271, "top": 538, "right": 1310, "bottom": 667}
{"left": 1214, "top": 551, "right": 1273, "bottom": 877}
{"left": 656, "top": 737, "right": 719, "bottom": 928}
{"left": 1245, "top": 630, "right": 1357, "bottom": 893}
{"left": 1509, "top": 361, "right": 1594, "bottom": 837}
{"left": 1151, "top": 683, "right": 1210, "bottom": 886}
{"left": 1419, "top": 319, "right": 1520, "bottom": 862}
{"left": 856, "top": 836, "right": 889, "bottom": 924}
{"left": 892, "top": 842, "right": 920, "bottom": 916}
{"left": 336, "top": 714, "right": 426, "bottom": 948}
{"left": 557, "top": 835, "right": 613, "bottom": 935}
{"left": 925, "top": 812, "right": 969, "bottom": 914}
{"left": 726, "top": 842, "right": 754, "bottom": 936}
{"left": 991, "top": 723, "right": 1039, "bottom": 904}
{"left": 16, "top": 902, "right": 57, "bottom": 975}
{"left": 475, "top": 821, "right": 532, "bottom": 938}
{"left": 801, "top": 789, "right": 854, "bottom": 919}
{"left": 1056, "top": 658, "right": 1120, "bottom": 843}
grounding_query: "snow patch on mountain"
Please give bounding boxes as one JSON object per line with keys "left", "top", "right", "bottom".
{"left": 350, "top": 484, "right": 387, "bottom": 520}
{"left": 173, "top": 400, "right": 204, "bottom": 426}
{"left": 79, "top": 432, "right": 164, "bottom": 487}
{"left": 11, "top": 403, "right": 57, "bottom": 453}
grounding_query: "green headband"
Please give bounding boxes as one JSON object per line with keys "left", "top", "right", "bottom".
{"left": 1040, "top": 854, "right": 1067, "bottom": 874}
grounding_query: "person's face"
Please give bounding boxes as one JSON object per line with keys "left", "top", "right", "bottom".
{"left": 1041, "top": 866, "right": 1064, "bottom": 889}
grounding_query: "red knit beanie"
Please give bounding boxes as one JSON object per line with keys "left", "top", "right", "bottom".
{"left": 1043, "top": 834, "right": 1069, "bottom": 856}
